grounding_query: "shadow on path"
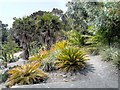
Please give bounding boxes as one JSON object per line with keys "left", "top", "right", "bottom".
{"left": 78, "top": 63, "right": 95, "bottom": 76}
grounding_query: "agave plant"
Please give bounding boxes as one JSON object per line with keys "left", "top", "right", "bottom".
{"left": 56, "top": 46, "right": 89, "bottom": 74}
{"left": 6, "top": 61, "right": 48, "bottom": 87}
{"left": 54, "top": 40, "right": 69, "bottom": 50}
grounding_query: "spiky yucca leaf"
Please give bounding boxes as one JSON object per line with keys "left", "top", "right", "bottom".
{"left": 56, "top": 46, "right": 89, "bottom": 73}
{"left": 6, "top": 61, "right": 48, "bottom": 87}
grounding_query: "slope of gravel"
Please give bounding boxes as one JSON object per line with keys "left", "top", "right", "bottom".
{"left": 11, "top": 55, "right": 118, "bottom": 88}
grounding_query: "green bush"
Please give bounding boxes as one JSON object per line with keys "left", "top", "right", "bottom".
{"left": 1, "top": 70, "right": 9, "bottom": 82}
{"left": 100, "top": 47, "right": 117, "bottom": 61}
{"left": 30, "top": 47, "right": 40, "bottom": 56}
{"left": 67, "top": 30, "right": 92, "bottom": 47}
{"left": 56, "top": 46, "right": 89, "bottom": 74}
{"left": 0, "top": 66, "right": 19, "bottom": 83}
{"left": 112, "top": 50, "right": 120, "bottom": 67}
{"left": 100, "top": 46, "right": 120, "bottom": 67}
{"left": 42, "top": 51, "right": 60, "bottom": 72}
{"left": 0, "top": 53, "right": 19, "bottom": 67}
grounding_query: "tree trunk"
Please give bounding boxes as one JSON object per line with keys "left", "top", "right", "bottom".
{"left": 4, "top": 63, "right": 7, "bottom": 68}
{"left": 46, "top": 29, "right": 51, "bottom": 50}
{"left": 23, "top": 42, "right": 29, "bottom": 60}
{"left": 46, "top": 39, "right": 51, "bottom": 50}
{"left": 4, "top": 53, "right": 7, "bottom": 68}
{"left": 23, "top": 48, "right": 29, "bottom": 60}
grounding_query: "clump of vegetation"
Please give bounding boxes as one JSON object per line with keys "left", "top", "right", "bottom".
{"left": 56, "top": 46, "right": 89, "bottom": 75}
{"left": 112, "top": 50, "right": 120, "bottom": 67}
{"left": 87, "top": 47, "right": 100, "bottom": 56}
{"left": 54, "top": 40, "right": 69, "bottom": 50}
{"left": 100, "top": 46, "right": 120, "bottom": 67}
{"left": 0, "top": 66, "right": 19, "bottom": 83}
{"left": 67, "top": 30, "right": 83, "bottom": 47}
{"left": 100, "top": 47, "right": 117, "bottom": 61}
{"left": 6, "top": 61, "right": 48, "bottom": 87}
{"left": 1, "top": 70, "right": 9, "bottom": 82}
{"left": 0, "top": 54, "right": 20, "bottom": 69}
{"left": 29, "top": 40, "right": 68, "bottom": 71}
{"left": 29, "top": 49, "right": 50, "bottom": 61}
{"left": 30, "top": 47, "right": 40, "bottom": 56}
{"left": 42, "top": 51, "right": 60, "bottom": 72}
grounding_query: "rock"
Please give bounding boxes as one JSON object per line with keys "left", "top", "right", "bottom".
{"left": 62, "top": 75, "right": 67, "bottom": 78}
{"left": 0, "top": 70, "right": 2, "bottom": 74}
{"left": 60, "top": 74, "right": 63, "bottom": 76}
{"left": 71, "top": 77, "right": 76, "bottom": 81}
{"left": 1, "top": 68, "right": 9, "bottom": 74}
{"left": 43, "top": 81, "right": 47, "bottom": 83}
{"left": 63, "top": 79, "right": 68, "bottom": 82}
{"left": 54, "top": 73, "right": 57, "bottom": 76}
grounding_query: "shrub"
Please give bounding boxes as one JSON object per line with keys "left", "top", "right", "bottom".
{"left": 42, "top": 51, "right": 60, "bottom": 72}
{"left": 0, "top": 53, "right": 19, "bottom": 67}
{"left": 1, "top": 70, "right": 9, "bottom": 82}
{"left": 56, "top": 46, "right": 89, "bottom": 74}
{"left": 100, "top": 47, "right": 117, "bottom": 61}
{"left": 100, "top": 46, "right": 120, "bottom": 67}
{"left": 112, "top": 50, "right": 120, "bottom": 67}
{"left": 6, "top": 61, "right": 48, "bottom": 87}
{"left": 88, "top": 47, "right": 99, "bottom": 55}
{"left": 67, "top": 30, "right": 91, "bottom": 47}
{"left": 30, "top": 47, "right": 40, "bottom": 56}
{"left": 0, "top": 66, "right": 19, "bottom": 83}
{"left": 29, "top": 49, "right": 50, "bottom": 61}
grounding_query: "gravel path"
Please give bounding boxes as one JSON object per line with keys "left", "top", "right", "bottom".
{"left": 11, "top": 55, "right": 118, "bottom": 88}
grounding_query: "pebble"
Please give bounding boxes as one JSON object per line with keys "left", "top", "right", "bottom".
{"left": 62, "top": 75, "right": 67, "bottom": 78}
{"left": 71, "top": 78, "right": 76, "bottom": 81}
{"left": 60, "top": 74, "right": 63, "bottom": 76}
{"left": 63, "top": 79, "right": 68, "bottom": 82}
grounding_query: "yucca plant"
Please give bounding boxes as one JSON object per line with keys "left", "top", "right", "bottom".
{"left": 56, "top": 46, "right": 89, "bottom": 74}
{"left": 29, "top": 49, "right": 50, "bottom": 61}
{"left": 6, "top": 61, "right": 48, "bottom": 87}
{"left": 54, "top": 40, "right": 69, "bottom": 50}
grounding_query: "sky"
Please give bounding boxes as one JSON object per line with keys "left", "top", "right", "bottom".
{"left": 0, "top": 0, "right": 70, "bottom": 28}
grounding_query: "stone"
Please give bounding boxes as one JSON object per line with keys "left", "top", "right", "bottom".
{"left": 62, "top": 75, "right": 67, "bottom": 78}
{"left": 63, "top": 79, "right": 68, "bottom": 82}
{"left": 60, "top": 74, "right": 63, "bottom": 76}
{"left": 71, "top": 78, "right": 76, "bottom": 81}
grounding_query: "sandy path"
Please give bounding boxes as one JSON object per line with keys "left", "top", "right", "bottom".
{"left": 11, "top": 55, "right": 118, "bottom": 88}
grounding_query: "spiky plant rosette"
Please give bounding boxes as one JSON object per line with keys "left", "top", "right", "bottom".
{"left": 6, "top": 61, "right": 48, "bottom": 87}
{"left": 56, "top": 46, "right": 89, "bottom": 73}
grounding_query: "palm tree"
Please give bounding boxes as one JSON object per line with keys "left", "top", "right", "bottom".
{"left": 12, "top": 16, "right": 35, "bottom": 60}
{"left": 36, "top": 13, "right": 62, "bottom": 50}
